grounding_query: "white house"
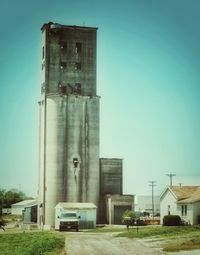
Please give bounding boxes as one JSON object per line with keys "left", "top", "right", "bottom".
{"left": 11, "top": 200, "right": 37, "bottom": 215}
{"left": 160, "top": 186, "right": 200, "bottom": 225}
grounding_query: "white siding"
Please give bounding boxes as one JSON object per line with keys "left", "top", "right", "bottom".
{"left": 177, "top": 203, "right": 193, "bottom": 224}
{"left": 160, "top": 189, "right": 177, "bottom": 224}
{"left": 11, "top": 205, "right": 24, "bottom": 215}
{"left": 193, "top": 202, "right": 200, "bottom": 225}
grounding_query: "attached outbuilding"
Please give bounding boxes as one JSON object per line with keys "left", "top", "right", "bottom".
{"left": 55, "top": 202, "right": 97, "bottom": 229}
{"left": 160, "top": 186, "right": 200, "bottom": 225}
{"left": 23, "top": 203, "right": 38, "bottom": 223}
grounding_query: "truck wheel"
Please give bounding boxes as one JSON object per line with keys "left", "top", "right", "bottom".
{"left": 59, "top": 226, "right": 62, "bottom": 232}
{"left": 76, "top": 228, "right": 79, "bottom": 232}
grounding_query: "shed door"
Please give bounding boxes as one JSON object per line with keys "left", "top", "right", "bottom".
{"left": 114, "top": 205, "right": 131, "bottom": 225}
{"left": 79, "top": 210, "right": 87, "bottom": 221}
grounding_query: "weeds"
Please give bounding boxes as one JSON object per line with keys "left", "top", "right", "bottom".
{"left": 0, "top": 232, "right": 65, "bottom": 255}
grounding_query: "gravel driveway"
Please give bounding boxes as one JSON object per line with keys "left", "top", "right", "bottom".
{"left": 65, "top": 232, "right": 164, "bottom": 255}
{"left": 65, "top": 231, "right": 200, "bottom": 255}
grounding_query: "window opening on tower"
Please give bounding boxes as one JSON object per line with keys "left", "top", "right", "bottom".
{"left": 42, "top": 46, "right": 45, "bottom": 59}
{"left": 60, "top": 61, "right": 67, "bottom": 69}
{"left": 75, "top": 42, "right": 82, "bottom": 54}
{"left": 60, "top": 40, "right": 67, "bottom": 49}
{"left": 75, "top": 62, "right": 81, "bottom": 70}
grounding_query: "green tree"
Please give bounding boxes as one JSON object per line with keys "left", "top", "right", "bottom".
{"left": 122, "top": 210, "right": 136, "bottom": 230}
{"left": 0, "top": 188, "right": 32, "bottom": 214}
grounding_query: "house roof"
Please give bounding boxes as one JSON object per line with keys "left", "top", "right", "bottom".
{"left": 56, "top": 202, "right": 97, "bottom": 210}
{"left": 169, "top": 186, "right": 200, "bottom": 203}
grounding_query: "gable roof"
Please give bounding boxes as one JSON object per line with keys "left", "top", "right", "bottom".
{"left": 169, "top": 186, "right": 200, "bottom": 203}
{"left": 11, "top": 200, "right": 37, "bottom": 207}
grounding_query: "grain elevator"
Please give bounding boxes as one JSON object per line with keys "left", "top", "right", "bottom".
{"left": 38, "top": 22, "right": 134, "bottom": 228}
{"left": 38, "top": 23, "right": 100, "bottom": 226}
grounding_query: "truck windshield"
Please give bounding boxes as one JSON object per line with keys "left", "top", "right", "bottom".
{"left": 61, "top": 213, "right": 77, "bottom": 218}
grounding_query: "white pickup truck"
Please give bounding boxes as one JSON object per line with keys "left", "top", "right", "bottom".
{"left": 56, "top": 211, "right": 80, "bottom": 231}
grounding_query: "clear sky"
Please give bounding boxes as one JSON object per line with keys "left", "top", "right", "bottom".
{"left": 0, "top": 0, "right": 199, "bottom": 197}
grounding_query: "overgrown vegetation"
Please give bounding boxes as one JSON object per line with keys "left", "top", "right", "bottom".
{"left": 0, "top": 232, "right": 65, "bottom": 255}
{"left": 121, "top": 210, "right": 136, "bottom": 229}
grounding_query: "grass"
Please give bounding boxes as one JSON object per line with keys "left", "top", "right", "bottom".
{"left": 116, "top": 225, "right": 200, "bottom": 238}
{"left": 0, "top": 231, "right": 65, "bottom": 255}
{"left": 116, "top": 225, "right": 200, "bottom": 252}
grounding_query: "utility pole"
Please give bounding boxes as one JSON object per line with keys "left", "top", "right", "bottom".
{"left": 166, "top": 173, "right": 176, "bottom": 186}
{"left": 149, "top": 181, "right": 156, "bottom": 219}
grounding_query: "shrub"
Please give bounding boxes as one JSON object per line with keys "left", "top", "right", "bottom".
{"left": 122, "top": 210, "right": 136, "bottom": 229}
{"left": 163, "top": 215, "right": 181, "bottom": 226}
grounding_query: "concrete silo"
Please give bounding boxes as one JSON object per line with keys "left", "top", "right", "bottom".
{"left": 38, "top": 23, "right": 100, "bottom": 227}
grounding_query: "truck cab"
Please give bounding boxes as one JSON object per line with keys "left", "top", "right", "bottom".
{"left": 58, "top": 211, "right": 80, "bottom": 231}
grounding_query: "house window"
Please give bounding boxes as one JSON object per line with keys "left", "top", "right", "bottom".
{"left": 181, "top": 205, "right": 187, "bottom": 216}
{"left": 75, "top": 42, "right": 82, "bottom": 54}
{"left": 167, "top": 205, "right": 171, "bottom": 215}
{"left": 75, "top": 62, "right": 81, "bottom": 70}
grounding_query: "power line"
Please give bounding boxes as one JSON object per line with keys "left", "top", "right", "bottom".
{"left": 166, "top": 173, "right": 176, "bottom": 186}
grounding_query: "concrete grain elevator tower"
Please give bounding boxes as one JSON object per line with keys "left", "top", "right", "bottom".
{"left": 38, "top": 22, "right": 100, "bottom": 227}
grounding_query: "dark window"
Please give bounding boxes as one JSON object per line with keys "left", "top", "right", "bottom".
{"left": 74, "top": 83, "right": 81, "bottom": 94}
{"left": 75, "top": 62, "right": 81, "bottom": 70}
{"left": 167, "top": 205, "right": 170, "bottom": 215}
{"left": 60, "top": 61, "right": 67, "bottom": 69}
{"left": 181, "top": 205, "right": 187, "bottom": 216}
{"left": 42, "top": 46, "right": 45, "bottom": 59}
{"left": 60, "top": 40, "right": 67, "bottom": 49}
{"left": 75, "top": 42, "right": 82, "bottom": 54}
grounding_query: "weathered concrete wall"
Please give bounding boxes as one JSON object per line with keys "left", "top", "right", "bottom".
{"left": 100, "top": 158, "right": 123, "bottom": 196}
{"left": 39, "top": 94, "right": 99, "bottom": 226}
{"left": 42, "top": 23, "right": 97, "bottom": 96}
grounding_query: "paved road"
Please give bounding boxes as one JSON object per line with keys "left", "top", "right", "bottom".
{"left": 65, "top": 232, "right": 164, "bottom": 255}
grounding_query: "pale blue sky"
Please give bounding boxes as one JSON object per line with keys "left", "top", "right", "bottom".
{"left": 0, "top": 0, "right": 199, "bottom": 197}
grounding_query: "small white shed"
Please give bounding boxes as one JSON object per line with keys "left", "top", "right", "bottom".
{"left": 55, "top": 202, "right": 97, "bottom": 229}
{"left": 11, "top": 200, "right": 37, "bottom": 215}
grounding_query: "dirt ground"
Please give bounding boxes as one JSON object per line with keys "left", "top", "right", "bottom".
{"left": 65, "top": 232, "right": 164, "bottom": 255}
{"left": 65, "top": 231, "right": 200, "bottom": 255}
